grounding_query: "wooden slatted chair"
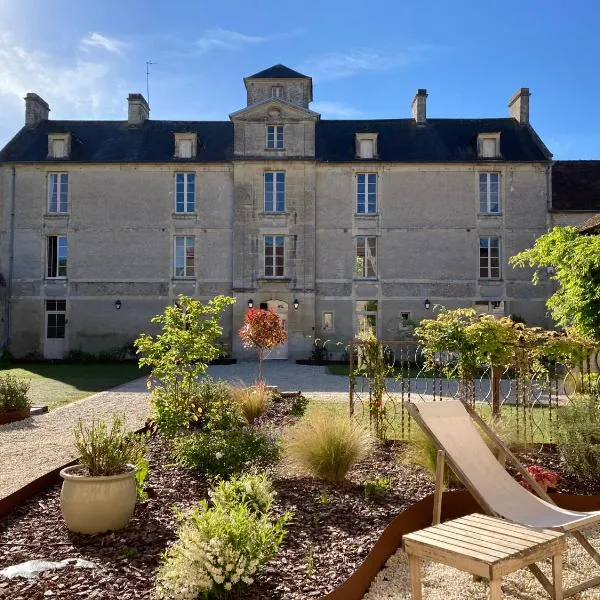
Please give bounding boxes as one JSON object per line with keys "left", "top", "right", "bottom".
{"left": 406, "top": 400, "right": 600, "bottom": 598}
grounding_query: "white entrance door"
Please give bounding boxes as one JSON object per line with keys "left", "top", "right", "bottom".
{"left": 44, "top": 299, "right": 67, "bottom": 359}
{"left": 264, "top": 299, "right": 288, "bottom": 360}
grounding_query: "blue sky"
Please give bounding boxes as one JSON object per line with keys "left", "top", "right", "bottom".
{"left": 0, "top": 0, "right": 598, "bottom": 158}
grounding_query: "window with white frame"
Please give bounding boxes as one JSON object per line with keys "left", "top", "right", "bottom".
{"left": 178, "top": 139, "right": 193, "bottom": 159}
{"left": 47, "top": 235, "right": 68, "bottom": 278}
{"left": 356, "top": 300, "right": 377, "bottom": 334}
{"left": 264, "top": 172, "right": 285, "bottom": 212}
{"left": 175, "top": 173, "right": 196, "bottom": 213}
{"left": 174, "top": 236, "right": 195, "bottom": 277}
{"left": 479, "top": 172, "right": 500, "bottom": 214}
{"left": 271, "top": 86, "right": 283, "bottom": 98}
{"left": 479, "top": 237, "right": 501, "bottom": 279}
{"left": 46, "top": 300, "right": 66, "bottom": 339}
{"left": 264, "top": 235, "right": 285, "bottom": 277}
{"left": 48, "top": 173, "right": 68, "bottom": 213}
{"left": 174, "top": 133, "right": 197, "bottom": 159}
{"left": 355, "top": 236, "right": 377, "bottom": 278}
{"left": 266, "top": 125, "right": 284, "bottom": 149}
{"left": 356, "top": 173, "right": 377, "bottom": 214}
{"left": 322, "top": 311, "right": 334, "bottom": 332}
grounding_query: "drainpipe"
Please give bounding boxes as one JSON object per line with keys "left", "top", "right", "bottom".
{"left": 5, "top": 166, "right": 16, "bottom": 351}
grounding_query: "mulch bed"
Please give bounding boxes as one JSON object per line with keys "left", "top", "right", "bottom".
{"left": 0, "top": 398, "right": 597, "bottom": 599}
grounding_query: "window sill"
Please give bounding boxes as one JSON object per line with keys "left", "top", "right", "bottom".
{"left": 257, "top": 277, "right": 290, "bottom": 281}
{"left": 172, "top": 277, "right": 197, "bottom": 281}
{"left": 264, "top": 147, "right": 286, "bottom": 151}
{"left": 354, "top": 212, "right": 378, "bottom": 217}
{"left": 44, "top": 212, "right": 69, "bottom": 218}
{"left": 172, "top": 212, "right": 197, "bottom": 218}
{"left": 478, "top": 278, "right": 503, "bottom": 282}
{"left": 45, "top": 278, "right": 68, "bottom": 282}
{"left": 259, "top": 211, "right": 288, "bottom": 217}
{"left": 353, "top": 277, "right": 378, "bottom": 281}
{"left": 477, "top": 212, "right": 502, "bottom": 217}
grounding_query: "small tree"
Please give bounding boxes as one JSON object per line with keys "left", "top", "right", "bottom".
{"left": 239, "top": 308, "right": 287, "bottom": 381}
{"left": 510, "top": 226, "right": 600, "bottom": 342}
{"left": 135, "top": 294, "right": 236, "bottom": 435}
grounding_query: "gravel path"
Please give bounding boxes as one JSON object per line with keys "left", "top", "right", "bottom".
{"left": 0, "top": 377, "right": 150, "bottom": 502}
{"left": 364, "top": 525, "right": 600, "bottom": 599}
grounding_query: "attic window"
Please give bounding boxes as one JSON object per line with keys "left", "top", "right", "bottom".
{"left": 48, "top": 133, "right": 71, "bottom": 159}
{"left": 477, "top": 133, "right": 501, "bottom": 159}
{"left": 355, "top": 133, "right": 378, "bottom": 159}
{"left": 271, "top": 86, "right": 284, "bottom": 98}
{"left": 174, "top": 133, "right": 197, "bottom": 159}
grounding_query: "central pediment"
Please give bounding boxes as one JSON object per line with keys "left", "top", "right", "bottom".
{"left": 229, "top": 97, "right": 320, "bottom": 123}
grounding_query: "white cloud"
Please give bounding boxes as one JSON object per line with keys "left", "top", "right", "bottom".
{"left": 0, "top": 32, "right": 127, "bottom": 138}
{"left": 301, "top": 46, "right": 439, "bottom": 82}
{"left": 311, "top": 101, "right": 361, "bottom": 118}
{"left": 80, "top": 32, "right": 128, "bottom": 56}
{"left": 195, "top": 28, "right": 270, "bottom": 54}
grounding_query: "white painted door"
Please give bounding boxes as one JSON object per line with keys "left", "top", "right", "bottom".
{"left": 264, "top": 299, "right": 288, "bottom": 360}
{"left": 44, "top": 299, "right": 67, "bottom": 359}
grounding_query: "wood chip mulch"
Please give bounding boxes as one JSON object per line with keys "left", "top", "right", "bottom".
{"left": 0, "top": 398, "right": 596, "bottom": 600}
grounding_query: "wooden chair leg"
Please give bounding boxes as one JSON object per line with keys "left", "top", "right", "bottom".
{"left": 488, "top": 578, "right": 502, "bottom": 599}
{"left": 433, "top": 449, "right": 445, "bottom": 525}
{"left": 552, "top": 554, "right": 563, "bottom": 600}
{"left": 408, "top": 554, "right": 422, "bottom": 600}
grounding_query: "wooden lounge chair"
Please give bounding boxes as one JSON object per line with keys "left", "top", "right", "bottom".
{"left": 406, "top": 399, "right": 600, "bottom": 598}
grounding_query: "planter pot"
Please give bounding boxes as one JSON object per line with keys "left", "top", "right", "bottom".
{"left": 0, "top": 407, "right": 31, "bottom": 425}
{"left": 59, "top": 465, "right": 137, "bottom": 534}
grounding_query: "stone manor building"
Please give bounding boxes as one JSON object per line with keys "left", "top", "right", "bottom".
{"left": 0, "top": 64, "right": 559, "bottom": 360}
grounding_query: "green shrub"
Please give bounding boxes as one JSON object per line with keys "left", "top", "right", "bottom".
{"left": 174, "top": 427, "right": 280, "bottom": 479}
{"left": 289, "top": 393, "right": 309, "bottom": 417}
{"left": 364, "top": 476, "right": 391, "bottom": 500}
{"left": 150, "top": 382, "right": 204, "bottom": 438}
{"left": 229, "top": 381, "right": 271, "bottom": 425}
{"left": 155, "top": 497, "right": 291, "bottom": 600}
{"left": 196, "top": 377, "right": 241, "bottom": 432}
{"left": 555, "top": 394, "right": 600, "bottom": 481}
{"left": 74, "top": 414, "right": 144, "bottom": 476}
{"left": 284, "top": 409, "right": 373, "bottom": 482}
{"left": 209, "top": 471, "right": 274, "bottom": 515}
{"left": 0, "top": 374, "right": 31, "bottom": 413}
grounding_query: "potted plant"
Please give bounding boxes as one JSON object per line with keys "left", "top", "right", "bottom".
{"left": 0, "top": 374, "right": 31, "bottom": 425}
{"left": 60, "top": 414, "right": 141, "bottom": 534}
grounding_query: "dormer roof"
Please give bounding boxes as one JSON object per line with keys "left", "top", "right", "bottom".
{"left": 245, "top": 64, "right": 309, "bottom": 80}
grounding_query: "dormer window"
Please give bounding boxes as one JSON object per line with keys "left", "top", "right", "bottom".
{"left": 48, "top": 133, "right": 71, "bottom": 159}
{"left": 355, "top": 133, "right": 378, "bottom": 159}
{"left": 271, "top": 86, "right": 284, "bottom": 98}
{"left": 174, "top": 133, "right": 197, "bottom": 159}
{"left": 477, "top": 133, "right": 501, "bottom": 159}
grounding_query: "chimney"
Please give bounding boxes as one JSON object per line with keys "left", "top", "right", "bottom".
{"left": 127, "top": 93, "right": 149, "bottom": 126}
{"left": 508, "top": 88, "right": 530, "bottom": 124}
{"left": 411, "top": 89, "right": 427, "bottom": 124}
{"left": 24, "top": 93, "right": 50, "bottom": 127}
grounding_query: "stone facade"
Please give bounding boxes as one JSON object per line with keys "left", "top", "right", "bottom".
{"left": 0, "top": 65, "right": 556, "bottom": 360}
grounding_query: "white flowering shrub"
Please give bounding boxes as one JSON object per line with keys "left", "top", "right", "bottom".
{"left": 155, "top": 493, "right": 291, "bottom": 599}
{"left": 209, "top": 471, "right": 274, "bottom": 516}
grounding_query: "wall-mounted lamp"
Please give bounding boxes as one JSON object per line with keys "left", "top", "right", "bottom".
{"left": 114, "top": 299, "right": 122, "bottom": 310}
{"left": 293, "top": 298, "right": 299, "bottom": 310}
{"left": 424, "top": 298, "right": 431, "bottom": 310}
{"left": 247, "top": 298, "right": 254, "bottom": 309}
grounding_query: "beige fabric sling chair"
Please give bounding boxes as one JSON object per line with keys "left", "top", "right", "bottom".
{"left": 406, "top": 399, "right": 600, "bottom": 598}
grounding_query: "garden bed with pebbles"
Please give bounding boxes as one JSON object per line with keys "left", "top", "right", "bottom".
{"left": 1, "top": 395, "right": 599, "bottom": 600}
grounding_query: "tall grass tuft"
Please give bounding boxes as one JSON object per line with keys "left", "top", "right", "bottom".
{"left": 229, "top": 381, "right": 271, "bottom": 425}
{"left": 284, "top": 409, "right": 373, "bottom": 482}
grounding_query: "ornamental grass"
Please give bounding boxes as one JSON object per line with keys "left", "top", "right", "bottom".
{"left": 284, "top": 408, "right": 373, "bottom": 482}
{"left": 229, "top": 381, "right": 271, "bottom": 425}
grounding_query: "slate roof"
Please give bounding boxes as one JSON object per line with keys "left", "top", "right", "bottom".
{"left": 0, "top": 116, "right": 551, "bottom": 164}
{"left": 552, "top": 161, "right": 600, "bottom": 211}
{"left": 0, "top": 120, "right": 233, "bottom": 163}
{"left": 246, "top": 64, "right": 309, "bottom": 79}
{"left": 578, "top": 213, "right": 600, "bottom": 233}
{"left": 316, "top": 118, "right": 550, "bottom": 162}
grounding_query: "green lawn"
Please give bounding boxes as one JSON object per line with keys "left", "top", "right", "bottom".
{"left": 307, "top": 398, "right": 556, "bottom": 444}
{"left": 0, "top": 363, "right": 149, "bottom": 411}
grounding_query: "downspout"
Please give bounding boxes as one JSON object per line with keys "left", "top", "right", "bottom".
{"left": 545, "top": 162, "right": 553, "bottom": 231}
{"left": 5, "top": 165, "right": 16, "bottom": 351}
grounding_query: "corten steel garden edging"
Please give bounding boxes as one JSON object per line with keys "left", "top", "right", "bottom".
{"left": 321, "top": 490, "right": 600, "bottom": 600}
{"left": 0, "top": 424, "right": 150, "bottom": 521}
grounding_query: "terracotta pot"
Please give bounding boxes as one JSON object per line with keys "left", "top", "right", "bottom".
{"left": 0, "top": 407, "right": 31, "bottom": 425}
{"left": 59, "top": 465, "right": 137, "bottom": 534}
